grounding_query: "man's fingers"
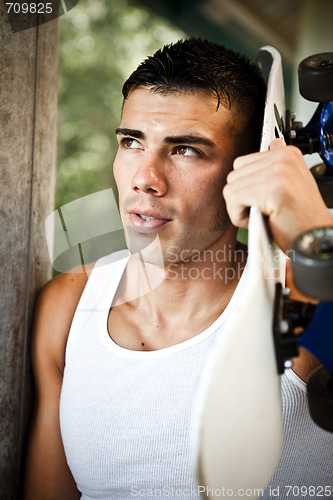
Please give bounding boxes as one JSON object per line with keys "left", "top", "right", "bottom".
{"left": 268, "top": 137, "right": 286, "bottom": 150}
{"left": 232, "top": 141, "right": 302, "bottom": 180}
{"left": 233, "top": 138, "right": 287, "bottom": 170}
{"left": 222, "top": 183, "right": 251, "bottom": 229}
{"left": 224, "top": 136, "right": 333, "bottom": 251}
{"left": 233, "top": 152, "right": 260, "bottom": 170}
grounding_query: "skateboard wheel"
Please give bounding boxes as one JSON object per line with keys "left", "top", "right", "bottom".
{"left": 311, "top": 164, "right": 333, "bottom": 208}
{"left": 298, "top": 53, "right": 333, "bottom": 102}
{"left": 290, "top": 227, "right": 333, "bottom": 301}
{"left": 307, "top": 366, "right": 333, "bottom": 432}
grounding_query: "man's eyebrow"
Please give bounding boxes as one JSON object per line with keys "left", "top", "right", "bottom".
{"left": 163, "top": 135, "right": 215, "bottom": 148}
{"left": 115, "top": 128, "right": 145, "bottom": 140}
{"left": 115, "top": 129, "right": 215, "bottom": 148}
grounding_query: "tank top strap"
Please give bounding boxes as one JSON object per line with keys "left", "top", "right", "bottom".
{"left": 76, "top": 249, "right": 130, "bottom": 313}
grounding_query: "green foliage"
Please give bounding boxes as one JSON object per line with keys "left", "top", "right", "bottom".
{"left": 56, "top": 0, "right": 185, "bottom": 208}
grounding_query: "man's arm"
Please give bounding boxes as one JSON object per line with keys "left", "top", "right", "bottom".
{"left": 22, "top": 270, "right": 89, "bottom": 500}
{"left": 223, "top": 138, "right": 333, "bottom": 381}
{"left": 223, "top": 138, "right": 333, "bottom": 253}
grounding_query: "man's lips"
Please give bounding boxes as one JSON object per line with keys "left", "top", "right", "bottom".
{"left": 129, "top": 211, "right": 171, "bottom": 230}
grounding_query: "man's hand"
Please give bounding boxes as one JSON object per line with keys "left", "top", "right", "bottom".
{"left": 223, "top": 138, "right": 333, "bottom": 252}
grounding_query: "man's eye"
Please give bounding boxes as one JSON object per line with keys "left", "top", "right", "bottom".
{"left": 121, "top": 138, "right": 142, "bottom": 149}
{"left": 174, "top": 146, "right": 199, "bottom": 157}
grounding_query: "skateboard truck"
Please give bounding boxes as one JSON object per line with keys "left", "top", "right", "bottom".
{"left": 273, "top": 53, "right": 333, "bottom": 432}
{"left": 273, "top": 283, "right": 316, "bottom": 375}
{"left": 273, "top": 227, "right": 333, "bottom": 432}
{"left": 285, "top": 53, "right": 333, "bottom": 206}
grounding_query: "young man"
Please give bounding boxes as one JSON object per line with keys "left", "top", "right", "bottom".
{"left": 23, "top": 38, "right": 333, "bottom": 499}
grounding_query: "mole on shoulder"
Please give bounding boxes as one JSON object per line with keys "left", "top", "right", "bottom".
{"left": 141, "top": 343, "right": 144, "bottom": 346}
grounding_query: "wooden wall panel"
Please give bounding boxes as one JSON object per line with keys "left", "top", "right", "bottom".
{"left": 0, "top": 8, "right": 58, "bottom": 498}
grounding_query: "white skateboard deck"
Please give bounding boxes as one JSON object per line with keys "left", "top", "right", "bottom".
{"left": 192, "top": 47, "right": 287, "bottom": 499}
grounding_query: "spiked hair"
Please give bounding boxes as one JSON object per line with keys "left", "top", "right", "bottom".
{"left": 122, "top": 37, "right": 266, "bottom": 155}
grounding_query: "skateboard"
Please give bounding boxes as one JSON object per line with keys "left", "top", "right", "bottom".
{"left": 191, "top": 46, "right": 287, "bottom": 499}
{"left": 192, "top": 47, "right": 333, "bottom": 498}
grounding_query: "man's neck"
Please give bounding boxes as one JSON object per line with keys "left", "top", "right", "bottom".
{"left": 113, "top": 236, "right": 247, "bottom": 330}
{"left": 108, "top": 238, "right": 246, "bottom": 351}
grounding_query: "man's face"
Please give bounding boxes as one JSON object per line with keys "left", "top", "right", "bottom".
{"left": 113, "top": 88, "right": 237, "bottom": 265}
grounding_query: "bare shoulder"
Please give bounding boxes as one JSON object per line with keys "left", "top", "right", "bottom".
{"left": 32, "top": 263, "right": 95, "bottom": 375}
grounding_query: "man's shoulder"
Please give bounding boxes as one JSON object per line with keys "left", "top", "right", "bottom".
{"left": 32, "top": 263, "right": 95, "bottom": 373}
{"left": 39, "top": 262, "right": 95, "bottom": 310}
{"left": 38, "top": 248, "right": 129, "bottom": 315}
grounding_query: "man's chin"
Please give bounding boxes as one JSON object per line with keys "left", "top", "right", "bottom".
{"left": 130, "top": 248, "right": 165, "bottom": 267}
{"left": 125, "top": 226, "right": 163, "bottom": 260}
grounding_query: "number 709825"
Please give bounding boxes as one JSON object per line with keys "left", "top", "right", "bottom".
{"left": 5, "top": 3, "right": 53, "bottom": 14}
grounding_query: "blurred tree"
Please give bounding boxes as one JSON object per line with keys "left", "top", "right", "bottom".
{"left": 56, "top": 0, "right": 185, "bottom": 208}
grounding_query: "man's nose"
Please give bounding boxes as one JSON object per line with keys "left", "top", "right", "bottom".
{"left": 131, "top": 152, "right": 167, "bottom": 196}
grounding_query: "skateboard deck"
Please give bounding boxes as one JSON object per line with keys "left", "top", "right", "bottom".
{"left": 192, "top": 46, "right": 287, "bottom": 498}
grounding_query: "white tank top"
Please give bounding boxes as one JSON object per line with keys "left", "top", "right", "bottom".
{"left": 60, "top": 251, "right": 333, "bottom": 499}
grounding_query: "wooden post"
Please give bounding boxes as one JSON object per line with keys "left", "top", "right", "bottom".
{"left": 0, "top": 7, "right": 58, "bottom": 499}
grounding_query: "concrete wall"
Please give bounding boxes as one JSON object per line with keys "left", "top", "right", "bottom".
{"left": 0, "top": 8, "right": 58, "bottom": 499}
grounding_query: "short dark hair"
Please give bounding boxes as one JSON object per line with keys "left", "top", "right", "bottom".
{"left": 122, "top": 37, "right": 266, "bottom": 156}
